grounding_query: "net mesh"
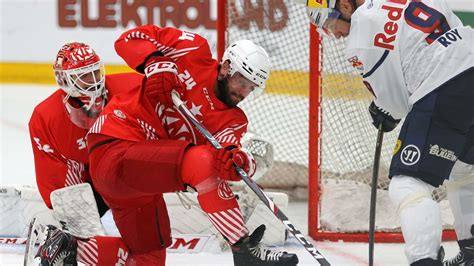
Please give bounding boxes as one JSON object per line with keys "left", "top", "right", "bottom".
{"left": 224, "top": 0, "right": 451, "bottom": 233}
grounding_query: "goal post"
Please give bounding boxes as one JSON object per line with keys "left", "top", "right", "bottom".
{"left": 217, "top": 0, "right": 456, "bottom": 243}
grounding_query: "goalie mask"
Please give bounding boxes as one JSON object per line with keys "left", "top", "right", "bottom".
{"left": 241, "top": 131, "right": 274, "bottom": 182}
{"left": 54, "top": 42, "right": 106, "bottom": 129}
{"left": 221, "top": 40, "right": 271, "bottom": 102}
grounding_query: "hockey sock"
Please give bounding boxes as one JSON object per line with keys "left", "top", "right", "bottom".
{"left": 195, "top": 177, "right": 249, "bottom": 244}
{"left": 446, "top": 160, "right": 474, "bottom": 240}
{"left": 389, "top": 175, "right": 442, "bottom": 264}
{"left": 181, "top": 145, "right": 249, "bottom": 244}
{"left": 77, "top": 236, "right": 129, "bottom": 265}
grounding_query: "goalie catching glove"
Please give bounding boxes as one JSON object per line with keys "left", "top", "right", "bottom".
{"left": 214, "top": 145, "right": 256, "bottom": 182}
{"left": 368, "top": 101, "right": 401, "bottom": 132}
{"left": 142, "top": 54, "right": 184, "bottom": 107}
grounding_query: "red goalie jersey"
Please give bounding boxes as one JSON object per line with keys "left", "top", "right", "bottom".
{"left": 88, "top": 25, "right": 249, "bottom": 152}
{"left": 29, "top": 73, "right": 142, "bottom": 208}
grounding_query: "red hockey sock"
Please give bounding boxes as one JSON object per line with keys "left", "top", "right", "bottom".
{"left": 77, "top": 236, "right": 129, "bottom": 265}
{"left": 181, "top": 145, "right": 249, "bottom": 244}
{"left": 196, "top": 179, "right": 249, "bottom": 244}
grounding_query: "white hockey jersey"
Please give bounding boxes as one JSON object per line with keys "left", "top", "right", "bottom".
{"left": 345, "top": 0, "right": 474, "bottom": 119}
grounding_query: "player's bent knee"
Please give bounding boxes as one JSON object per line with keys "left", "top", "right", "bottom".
{"left": 389, "top": 175, "right": 434, "bottom": 211}
{"left": 181, "top": 145, "right": 217, "bottom": 186}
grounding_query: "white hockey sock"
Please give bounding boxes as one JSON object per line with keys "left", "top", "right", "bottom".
{"left": 389, "top": 175, "right": 442, "bottom": 264}
{"left": 446, "top": 160, "right": 474, "bottom": 240}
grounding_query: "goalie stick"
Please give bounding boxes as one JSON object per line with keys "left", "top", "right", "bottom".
{"left": 369, "top": 127, "right": 384, "bottom": 266}
{"left": 171, "top": 91, "right": 330, "bottom": 266}
{"left": 23, "top": 217, "right": 45, "bottom": 266}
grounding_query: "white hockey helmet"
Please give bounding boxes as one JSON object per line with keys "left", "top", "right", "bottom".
{"left": 53, "top": 42, "right": 106, "bottom": 129}
{"left": 221, "top": 40, "right": 271, "bottom": 97}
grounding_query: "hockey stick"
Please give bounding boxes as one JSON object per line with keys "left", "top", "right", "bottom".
{"left": 171, "top": 91, "right": 330, "bottom": 266}
{"left": 369, "top": 126, "right": 384, "bottom": 266}
{"left": 23, "top": 218, "right": 43, "bottom": 266}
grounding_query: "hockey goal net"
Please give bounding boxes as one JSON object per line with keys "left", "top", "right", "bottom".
{"left": 217, "top": 0, "right": 455, "bottom": 242}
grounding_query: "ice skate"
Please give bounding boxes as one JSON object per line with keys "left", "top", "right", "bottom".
{"left": 443, "top": 238, "right": 474, "bottom": 266}
{"left": 231, "top": 224, "right": 298, "bottom": 266}
{"left": 36, "top": 225, "right": 78, "bottom": 266}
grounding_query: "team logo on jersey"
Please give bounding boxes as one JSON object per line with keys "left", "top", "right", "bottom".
{"left": 162, "top": 105, "right": 197, "bottom": 143}
{"left": 348, "top": 56, "right": 364, "bottom": 72}
{"left": 393, "top": 139, "right": 401, "bottom": 155}
{"left": 400, "top": 144, "right": 420, "bottom": 166}
{"left": 113, "top": 109, "right": 126, "bottom": 120}
{"left": 374, "top": 2, "right": 405, "bottom": 50}
{"left": 429, "top": 144, "right": 457, "bottom": 162}
{"left": 217, "top": 180, "right": 234, "bottom": 200}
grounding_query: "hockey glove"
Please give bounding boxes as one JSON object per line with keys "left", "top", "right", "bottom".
{"left": 231, "top": 148, "right": 256, "bottom": 178}
{"left": 215, "top": 146, "right": 256, "bottom": 182}
{"left": 368, "top": 101, "right": 401, "bottom": 132}
{"left": 142, "top": 55, "right": 184, "bottom": 107}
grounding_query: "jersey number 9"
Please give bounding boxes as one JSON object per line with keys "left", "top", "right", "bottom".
{"left": 404, "top": 2, "right": 451, "bottom": 44}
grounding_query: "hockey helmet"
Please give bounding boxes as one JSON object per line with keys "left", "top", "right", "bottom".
{"left": 221, "top": 40, "right": 271, "bottom": 99}
{"left": 53, "top": 42, "right": 106, "bottom": 129}
{"left": 297, "top": 0, "right": 343, "bottom": 36}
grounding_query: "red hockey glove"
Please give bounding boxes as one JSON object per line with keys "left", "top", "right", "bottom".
{"left": 232, "top": 148, "right": 253, "bottom": 176}
{"left": 215, "top": 148, "right": 238, "bottom": 181}
{"left": 142, "top": 55, "right": 184, "bottom": 107}
{"left": 215, "top": 146, "right": 256, "bottom": 181}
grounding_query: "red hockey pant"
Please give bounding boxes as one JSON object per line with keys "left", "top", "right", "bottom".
{"left": 89, "top": 137, "right": 246, "bottom": 265}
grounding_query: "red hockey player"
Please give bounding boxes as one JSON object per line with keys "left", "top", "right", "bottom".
{"left": 36, "top": 26, "right": 299, "bottom": 266}
{"left": 28, "top": 42, "right": 142, "bottom": 265}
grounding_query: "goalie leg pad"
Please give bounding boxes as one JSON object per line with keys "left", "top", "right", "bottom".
{"left": 50, "top": 183, "right": 106, "bottom": 238}
{"left": 389, "top": 175, "right": 442, "bottom": 264}
{"left": 446, "top": 160, "right": 474, "bottom": 240}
